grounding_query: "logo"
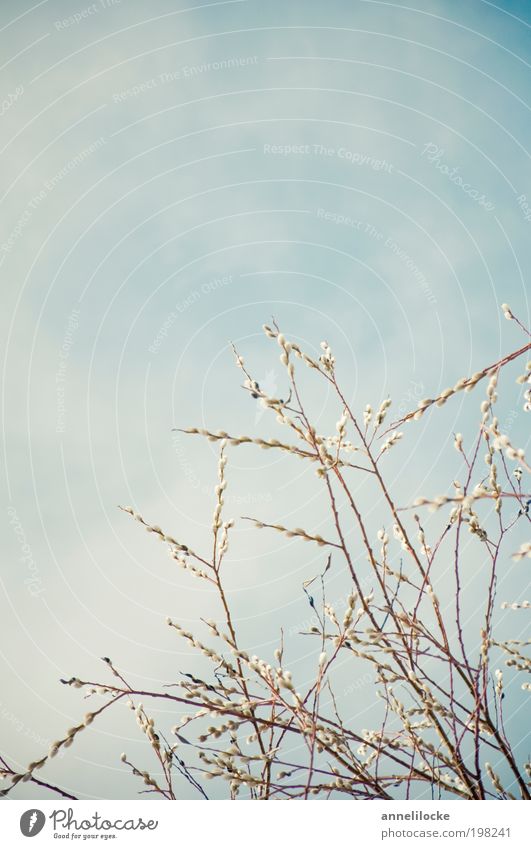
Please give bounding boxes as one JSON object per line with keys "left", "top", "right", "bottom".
{"left": 20, "top": 809, "right": 46, "bottom": 837}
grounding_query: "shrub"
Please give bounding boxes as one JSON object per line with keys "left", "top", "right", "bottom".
{"left": 1, "top": 306, "right": 530, "bottom": 800}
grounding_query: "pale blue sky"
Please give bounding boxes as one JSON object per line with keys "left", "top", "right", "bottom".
{"left": 1, "top": 0, "right": 530, "bottom": 799}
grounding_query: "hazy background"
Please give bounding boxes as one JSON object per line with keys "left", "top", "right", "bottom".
{"left": 0, "top": 0, "right": 529, "bottom": 799}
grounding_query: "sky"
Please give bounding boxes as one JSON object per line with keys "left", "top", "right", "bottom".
{"left": 0, "top": 0, "right": 530, "bottom": 800}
